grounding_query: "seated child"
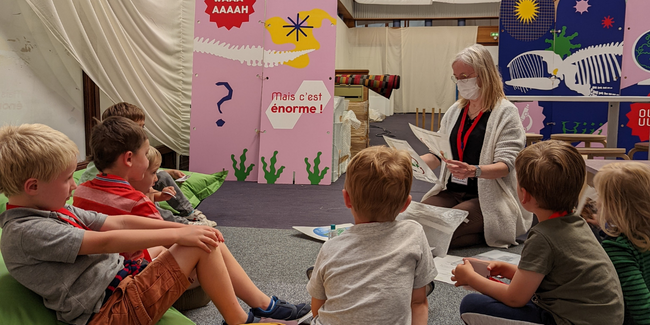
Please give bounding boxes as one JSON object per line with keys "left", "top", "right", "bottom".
{"left": 73, "top": 116, "right": 165, "bottom": 222}
{"left": 0, "top": 123, "right": 309, "bottom": 325}
{"left": 594, "top": 162, "right": 650, "bottom": 325}
{"left": 307, "top": 146, "right": 437, "bottom": 325}
{"left": 130, "top": 146, "right": 201, "bottom": 226}
{"left": 78, "top": 101, "right": 215, "bottom": 226}
{"left": 452, "top": 140, "right": 624, "bottom": 325}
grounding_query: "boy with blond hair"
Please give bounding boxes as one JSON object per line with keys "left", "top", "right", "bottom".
{"left": 452, "top": 140, "right": 624, "bottom": 325}
{"left": 307, "top": 146, "right": 437, "bottom": 325}
{"left": 0, "top": 123, "right": 308, "bottom": 324}
{"left": 79, "top": 102, "right": 215, "bottom": 227}
{"left": 129, "top": 146, "right": 194, "bottom": 225}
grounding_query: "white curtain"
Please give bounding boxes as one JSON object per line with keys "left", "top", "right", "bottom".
{"left": 401, "top": 26, "right": 477, "bottom": 113}
{"left": 0, "top": 0, "right": 86, "bottom": 158}
{"left": 337, "top": 25, "right": 477, "bottom": 113}
{"left": 23, "top": 0, "right": 193, "bottom": 155}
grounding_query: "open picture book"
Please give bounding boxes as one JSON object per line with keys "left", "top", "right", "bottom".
{"left": 383, "top": 123, "right": 452, "bottom": 184}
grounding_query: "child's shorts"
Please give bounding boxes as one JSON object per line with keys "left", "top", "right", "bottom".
{"left": 88, "top": 250, "right": 191, "bottom": 325}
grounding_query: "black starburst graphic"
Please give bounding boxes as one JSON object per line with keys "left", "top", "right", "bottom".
{"left": 283, "top": 13, "right": 313, "bottom": 42}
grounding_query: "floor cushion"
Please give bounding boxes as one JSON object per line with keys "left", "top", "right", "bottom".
{"left": 158, "top": 170, "right": 227, "bottom": 214}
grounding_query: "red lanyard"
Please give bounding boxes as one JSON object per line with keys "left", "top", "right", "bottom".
{"left": 548, "top": 211, "right": 569, "bottom": 219}
{"left": 5, "top": 204, "right": 91, "bottom": 230}
{"left": 456, "top": 105, "right": 484, "bottom": 162}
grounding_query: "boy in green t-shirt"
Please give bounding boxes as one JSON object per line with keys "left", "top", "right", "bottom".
{"left": 452, "top": 140, "right": 624, "bottom": 325}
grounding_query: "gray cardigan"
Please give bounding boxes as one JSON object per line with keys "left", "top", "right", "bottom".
{"left": 422, "top": 99, "right": 533, "bottom": 247}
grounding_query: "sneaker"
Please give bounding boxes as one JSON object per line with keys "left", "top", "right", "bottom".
{"left": 187, "top": 221, "right": 204, "bottom": 226}
{"left": 251, "top": 296, "right": 311, "bottom": 321}
{"left": 187, "top": 210, "right": 217, "bottom": 227}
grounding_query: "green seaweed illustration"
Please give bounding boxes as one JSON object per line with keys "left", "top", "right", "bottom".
{"left": 305, "top": 151, "right": 329, "bottom": 185}
{"left": 231, "top": 148, "right": 255, "bottom": 181}
{"left": 261, "top": 150, "right": 285, "bottom": 184}
{"left": 561, "top": 121, "right": 604, "bottom": 135}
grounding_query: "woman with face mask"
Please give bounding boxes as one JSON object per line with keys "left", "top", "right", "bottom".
{"left": 420, "top": 44, "right": 532, "bottom": 249}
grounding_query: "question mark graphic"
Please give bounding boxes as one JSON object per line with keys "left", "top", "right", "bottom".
{"left": 215, "top": 82, "right": 233, "bottom": 127}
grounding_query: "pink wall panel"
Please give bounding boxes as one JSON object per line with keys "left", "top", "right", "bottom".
{"left": 258, "top": 2, "right": 338, "bottom": 185}
{"left": 191, "top": 0, "right": 337, "bottom": 184}
{"left": 190, "top": 0, "right": 266, "bottom": 181}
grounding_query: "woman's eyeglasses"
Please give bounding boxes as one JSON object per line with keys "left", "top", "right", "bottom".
{"left": 451, "top": 73, "right": 476, "bottom": 84}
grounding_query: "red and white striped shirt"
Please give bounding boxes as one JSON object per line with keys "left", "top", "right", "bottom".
{"left": 73, "top": 174, "right": 162, "bottom": 220}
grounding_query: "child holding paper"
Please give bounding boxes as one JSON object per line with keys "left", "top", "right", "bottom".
{"left": 452, "top": 140, "right": 624, "bottom": 325}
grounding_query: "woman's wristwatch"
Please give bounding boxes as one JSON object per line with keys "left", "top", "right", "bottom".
{"left": 474, "top": 165, "right": 482, "bottom": 178}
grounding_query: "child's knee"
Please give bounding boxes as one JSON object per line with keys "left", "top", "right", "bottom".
{"left": 460, "top": 293, "right": 494, "bottom": 314}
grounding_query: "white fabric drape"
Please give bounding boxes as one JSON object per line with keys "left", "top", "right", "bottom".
{"left": 401, "top": 26, "right": 477, "bottom": 113}
{"left": 336, "top": 25, "right": 477, "bottom": 113}
{"left": 24, "top": 0, "right": 193, "bottom": 155}
{"left": 0, "top": 0, "right": 86, "bottom": 158}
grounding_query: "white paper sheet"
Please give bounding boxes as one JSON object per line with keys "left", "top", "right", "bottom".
{"left": 383, "top": 136, "right": 439, "bottom": 183}
{"left": 409, "top": 123, "right": 453, "bottom": 160}
{"left": 292, "top": 223, "right": 354, "bottom": 242}
{"left": 433, "top": 250, "right": 521, "bottom": 285}
{"left": 433, "top": 254, "right": 466, "bottom": 284}
{"left": 472, "top": 250, "right": 521, "bottom": 265}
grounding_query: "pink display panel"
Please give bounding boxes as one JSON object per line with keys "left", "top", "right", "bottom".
{"left": 190, "top": 0, "right": 337, "bottom": 184}
{"left": 258, "top": 2, "right": 337, "bottom": 185}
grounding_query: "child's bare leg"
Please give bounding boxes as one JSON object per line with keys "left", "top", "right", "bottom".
{"left": 218, "top": 243, "right": 271, "bottom": 309}
{"left": 147, "top": 246, "right": 166, "bottom": 258}
{"left": 168, "top": 244, "right": 249, "bottom": 325}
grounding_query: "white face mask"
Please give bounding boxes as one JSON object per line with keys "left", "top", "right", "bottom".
{"left": 456, "top": 77, "right": 480, "bottom": 100}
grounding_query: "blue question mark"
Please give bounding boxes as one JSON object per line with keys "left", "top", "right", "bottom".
{"left": 215, "top": 82, "right": 233, "bottom": 127}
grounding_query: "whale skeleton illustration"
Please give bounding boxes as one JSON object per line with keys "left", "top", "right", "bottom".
{"left": 506, "top": 42, "right": 624, "bottom": 96}
{"left": 194, "top": 37, "right": 316, "bottom": 67}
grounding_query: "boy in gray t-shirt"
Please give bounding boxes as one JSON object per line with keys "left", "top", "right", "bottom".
{"left": 307, "top": 146, "right": 437, "bottom": 325}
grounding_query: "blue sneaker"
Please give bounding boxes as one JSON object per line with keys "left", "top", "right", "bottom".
{"left": 251, "top": 296, "right": 311, "bottom": 320}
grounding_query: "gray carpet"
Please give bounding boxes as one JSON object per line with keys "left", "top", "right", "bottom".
{"left": 183, "top": 113, "right": 526, "bottom": 324}
{"left": 181, "top": 226, "right": 524, "bottom": 325}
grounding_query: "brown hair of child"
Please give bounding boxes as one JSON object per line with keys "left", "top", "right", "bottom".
{"left": 515, "top": 140, "right": 585, "bottom": 213}
{"left": 101, "top": 102, "right": 145, "bottom": 123}
{"left": 90, "top": 116, "right": 147, "bottom": 172}
{"left": 344, "top": 146, "right": 413, "bottom": 222}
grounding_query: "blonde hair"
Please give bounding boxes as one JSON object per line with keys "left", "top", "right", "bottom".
{"left": 344, "top": 146, "right": 413, "bottom": 221}
{"left": 0, "top": 124, "right": 78, "bottom": 197}
{"left": 454, "top": 44, "right": 505, "bottom": 112}
{"left": 515, "top": 140, "right": 585, "bottom": 212}
{"left": 146, "top": 146, "right": 162, "bottom": 170}
{"left": 594, "top": 162, "right": 650, "bottom": 251}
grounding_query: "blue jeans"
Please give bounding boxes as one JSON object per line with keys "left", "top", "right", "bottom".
{"left": 460, "top": 293, "right": 557, "bottom": 325}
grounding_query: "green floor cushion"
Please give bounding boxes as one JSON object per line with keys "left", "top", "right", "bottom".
{"left": 158, "top": 170, "right": 228, "bottom": 214}
{"left": 0, "top": 194, "right": 7, "bottom": 214}
{"left": 0, "top": 229, "right": 194, "bottom": 325}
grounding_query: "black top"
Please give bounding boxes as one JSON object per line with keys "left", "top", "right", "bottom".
{"left": 446, "top": 107, "right": 491, "bottom": 195}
